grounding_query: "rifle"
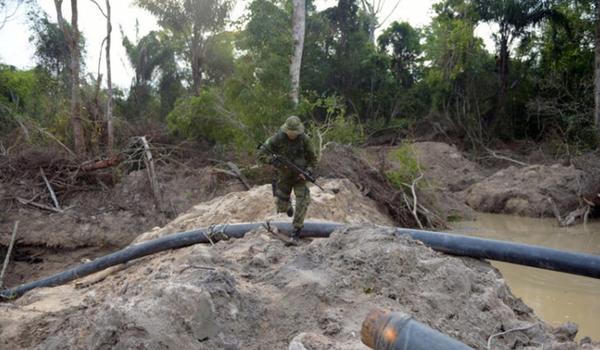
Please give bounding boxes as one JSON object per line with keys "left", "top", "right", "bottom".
{"left": 258, "top": 142, "right": 325, "bottom": 192}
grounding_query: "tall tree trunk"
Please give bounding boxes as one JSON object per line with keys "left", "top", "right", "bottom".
{"left": 595, "top": 3, "right": 600, "bottom": 139}
{"left": 105, "top": 0, "right": 113, "bottom": 155}
{"left": 488, "top": 29, "right": 510, "bottom": 132}
{"left": 290, "top": 0, "right": 305, "bottom": 107}
{"left": 191, "top": 33, "right": 202, "bottom": 96}
{"left": 70, "top": 0, "right": 84, "bottom": 155}
{"left": 55, "top": 0, "right": 85, "bottom": 155}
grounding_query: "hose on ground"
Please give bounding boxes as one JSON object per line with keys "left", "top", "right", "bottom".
{"left": 1, "top": 221, "right": 599, "bottom": 300}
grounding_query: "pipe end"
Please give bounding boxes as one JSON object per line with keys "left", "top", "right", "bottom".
{"left": 361, "top": 308, "right": 391, "bottom": 348}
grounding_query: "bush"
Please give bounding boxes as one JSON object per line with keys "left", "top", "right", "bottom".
{"left": 307, "top": 95, "right": 365, "bottom": 149}
{"left": 385, "top": 144, "right": 421, "bottom": 190}
{"left": 167, "top": 89, "right": 240, "bottom": 146}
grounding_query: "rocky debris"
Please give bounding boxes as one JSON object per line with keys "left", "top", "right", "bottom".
{"left": 464, "top": 164, "right": 585, "bottom": 217}
{"left": 289, "top": 333, "right": 339, "bottom": 350}
{"left": 0, "top": 226, "right": 589, "bottom": 349}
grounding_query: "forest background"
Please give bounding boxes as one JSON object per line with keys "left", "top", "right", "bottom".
{"left": 1, "top": 0, "right": 599, "bottom": 159}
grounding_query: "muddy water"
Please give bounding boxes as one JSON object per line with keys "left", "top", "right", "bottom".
{"left": 452, "top": 214, "right": 600, "bottom": 339}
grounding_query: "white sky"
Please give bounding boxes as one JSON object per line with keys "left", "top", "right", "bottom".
{"left": 0, "top": 0, "right": 493, "bottom": 89}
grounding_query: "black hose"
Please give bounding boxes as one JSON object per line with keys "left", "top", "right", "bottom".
{"left": 392, "top": 227, "right": 600, "bottom": 279}
{"left": 361, "top": 308, "right": 475, "bottom": 350}
{"left": 0, "top": 222, "right": 337, "bottom": 299}
{"left": 1, "top": 221, "right": 599, "bottom": 300}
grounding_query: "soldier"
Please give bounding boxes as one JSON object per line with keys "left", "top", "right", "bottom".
{"left": 257, "top": 116, "right": 318, "bottom": 244}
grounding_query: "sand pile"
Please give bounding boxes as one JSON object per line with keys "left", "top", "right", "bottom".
{"left": 136, "top": 178, "right": 393, "bottom": 242}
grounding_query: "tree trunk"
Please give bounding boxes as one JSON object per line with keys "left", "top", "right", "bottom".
{"left": 55, "top": 0, "right": 85, "bottom": 155}
{"left": 105, "top": 0, "right": 113, "bottom": 155}
{"left": 488, "top": 30, "right": 510, "bottom": 132}
{"left": 289, "top": 0, "right": 306, "bottom": 107}
{"left": 70, "top": 0, "right": 85, "bottom": 155}
{"left": 595, "top": 4, "right": 600, "bottom": 139}
{"left": 191, "top": 33, "right": 202, "bottom": 96}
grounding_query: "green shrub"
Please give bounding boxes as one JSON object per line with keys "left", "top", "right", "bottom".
{"left": 386, "top": 144, "right": 421, "bottom": 190}
{"left": 167, "top": 89, "right": 240, "bottom": 145}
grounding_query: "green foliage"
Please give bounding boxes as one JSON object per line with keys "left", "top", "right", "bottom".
{"left": 422, "top": 0, "right": 496, "bottom": 144}
{"left": 378, "top": 21, "right": 422, "bottom": 87}
{"left": 2, "top": 0, "right": 597, "bottom": 156}
{"left": 121, "top": 29, "right": 183, "bottom": 120}
{"left": 306, "top": 95, "right": 365, "bottom": 146}
{"left": 167, "top": 88, "right": 239, "bottom": 145}
{"left": 386, "top": 144, "right": 421, "bottom": 190}
{"left": 135, "top": 0, "right": 234, "bottom": 95}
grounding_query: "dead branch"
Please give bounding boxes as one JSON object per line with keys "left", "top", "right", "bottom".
{"left": 400, "top": 173, "right": 425, "bottom": 229}
{"left": 0, "top": 221, "right": 19, "bottom": 289}
{"left": 16, "top": 197, "right": 64, "bottom": 213}
{"left": 548, "top": 197, "right": 590, "bottom": 227}
{"left": 139, "top": 136, "right": 165, "bottom": 213}
{"left": 35, "top": 127, "right": 76, "bottom": 157}
{"left": 487, "top": 323, "right": 539, "bottom": 350}
{"left": 79, "top": 154, "right": 124, "bottom": 172}
{"left": 226, "top": 162, "right": 251, "bottom": 190}
{"left": 75, "top": 264, "right": 126, "bottom": 289}
{"left": 40, "top": 168, "right": 61, "bottom": 210}
{"left": 547, "top": 197, "right": 564, "bottom": 224}
{"left": 562, "top": 206, "right": 589, "bottom": 227}
{"left": 484, "top": 147, "right": 529, "bottom": 167}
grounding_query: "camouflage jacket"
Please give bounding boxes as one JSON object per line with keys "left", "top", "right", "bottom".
{"left": 257, "top": 130, "right": 318, "bottom": 175}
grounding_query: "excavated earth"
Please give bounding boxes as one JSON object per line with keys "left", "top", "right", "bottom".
{"left": 377, "top": 142, "right": 599, "bottom": 220}
{"left": 1, "top": 179, "right": 598, "bottom": 349}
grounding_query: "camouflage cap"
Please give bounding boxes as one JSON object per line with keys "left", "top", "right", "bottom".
{"left": 281, "top": 115, "right": 305, "bottom": 135}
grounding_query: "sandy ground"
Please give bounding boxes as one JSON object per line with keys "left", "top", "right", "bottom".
{"left": 1, "top": 178, "right": 596, "bottom": 349}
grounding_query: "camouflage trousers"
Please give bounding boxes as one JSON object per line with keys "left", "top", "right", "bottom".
{"left": 274, "top": 176, "right": 310, "bottom": 229}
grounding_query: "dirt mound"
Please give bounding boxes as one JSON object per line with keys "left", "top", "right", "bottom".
{"left": 317, "top": 143, "right": 426, "bottom": 227}
{"left": 411, "top": 142, "right": 482, "bottom": 220}
{"left": 411, "top": 142, "right": 485, "bottom": 192}
{"left": 0, "top": 165, "right": 245, "bottom": 288}
{"left": 0, "top": 226, "right": 591, "bottom": 349}
{"left": 0, "top": 166, "right": 244, "bottom": 249}
{"left": 136, "top": 178, "right": 393, "bottom": 242}
{"left": 465, "top": 164, "right": 585, "bottom": 217}
{"left": 365, "top": 142, "right": 480, "bottom": 221}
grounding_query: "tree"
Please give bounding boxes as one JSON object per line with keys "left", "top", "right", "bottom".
{"left": 473, "top": 0, "right": 568, "bottom": 128}
{"left": 359, "top": 0, "right": 401, "bottom": 42}
{"left": 89, "top": 0, "right": 113, "bottom": 155}
{"left": 378, "top": 21, "right": 421, "bottom": 88}
{"left": 423, "top": 0, "right": 496, "bottom": 144}
{"left": 29, "top": 11, "right": 72, "bottom": 82}
{"left": 136, "top": 0, "right": 233, "bottom": 96}
{"left": 54, "top": 0, "right": 85, "bottom": 155}
{"left": 0, "top": 0, "right": 28, "bottom": 31}
{"left": 290, "top": 0, "right": 305, "bottom": 107}
{"left": 122, "top": 28, "right": 180, "bottom": 119}
{"left": 525, "top": 1, "right": 595, "bottom": 146}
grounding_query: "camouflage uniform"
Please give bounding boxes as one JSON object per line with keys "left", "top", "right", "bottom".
{"left": 257, "top": 116, "right": 318, "bottom": 237}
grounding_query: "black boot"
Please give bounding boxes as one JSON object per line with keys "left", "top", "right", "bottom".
{"left": 286, "top": 206, "right": 294, "bottom": 218}
{"left": 290, "top": 227, "right": 301, "bottom": 244}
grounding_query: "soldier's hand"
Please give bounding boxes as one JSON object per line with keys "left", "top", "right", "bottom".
{"left": 298, "top": 173, "right": 307, "bottom": 181}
